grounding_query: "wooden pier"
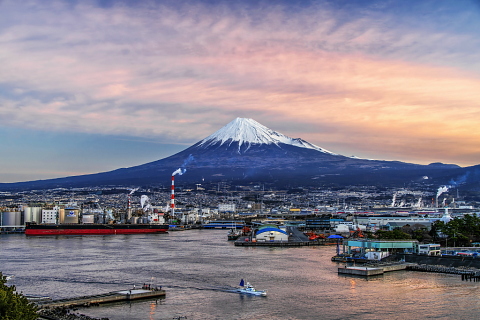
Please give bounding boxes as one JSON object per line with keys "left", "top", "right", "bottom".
{"left": 37, "top": 288, "right": 166, "bottom": 308}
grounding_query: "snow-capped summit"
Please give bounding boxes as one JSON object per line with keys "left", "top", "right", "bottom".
{"left": 198, "top": 118, "right": 336, "bottom": 154}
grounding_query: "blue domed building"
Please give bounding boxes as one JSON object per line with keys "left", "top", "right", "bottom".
{"left": 255, "top": 224, "right": 289, "bottom": 242}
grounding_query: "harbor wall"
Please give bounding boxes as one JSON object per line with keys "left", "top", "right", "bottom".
{"left": 398, "top": 254, "right": 480, "bottom": 269}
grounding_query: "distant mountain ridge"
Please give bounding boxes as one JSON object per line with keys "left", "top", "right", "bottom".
{"left": 1, "top": 118, "right": 479, "bottom": 191}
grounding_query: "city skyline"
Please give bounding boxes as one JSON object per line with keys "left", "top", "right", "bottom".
{"left": 1, "top": 0, "right": 480, "bottom": 183}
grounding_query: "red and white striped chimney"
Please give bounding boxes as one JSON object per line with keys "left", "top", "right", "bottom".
{"left": 170, "top": 175, "right": 175, "bottom": 217}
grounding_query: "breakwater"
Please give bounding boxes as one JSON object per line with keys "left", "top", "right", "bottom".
{"left": 400, "top": 253, "right": 480, "bottom": 268}
{"left": 406, "top": 264, "right": 480, "bottom": 282}
{"left": 406, "top": 264, "right": 478, "bottom": 275}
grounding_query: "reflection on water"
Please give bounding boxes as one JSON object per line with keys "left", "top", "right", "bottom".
{"left": 2, "top": 231, "right": 480, "bottom": 319}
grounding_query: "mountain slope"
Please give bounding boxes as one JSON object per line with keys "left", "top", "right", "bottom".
{"left": 0, "top": 118, "right": 477, "bottom": 191}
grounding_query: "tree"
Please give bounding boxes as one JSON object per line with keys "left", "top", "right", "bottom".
{"left": 375, "top": 229, "right": 411, "bottom": 240}
{"left": 0, "top": 272, "right": 38, "bottom": 320}
{"left": 432, "top": 214, "right": 480, "bottom": 247}
{"left": 402, "top": 224, "right": 432, "bottom": 242}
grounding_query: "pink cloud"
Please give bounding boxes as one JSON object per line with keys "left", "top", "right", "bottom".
{"left": 1, "top": 0, "right": 480, "bottom": 167}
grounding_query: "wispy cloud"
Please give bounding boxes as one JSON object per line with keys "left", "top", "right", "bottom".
{"left": 1, "top": 0, "right": 480, "bottom": 170}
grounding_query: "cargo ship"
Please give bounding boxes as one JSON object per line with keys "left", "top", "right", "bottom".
{"left": 24, "top": 222, "right": 169, "bottom": 236}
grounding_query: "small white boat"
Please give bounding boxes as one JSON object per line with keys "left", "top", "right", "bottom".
{"left": 236, "top": 279, "right": 267, "bottom": 296}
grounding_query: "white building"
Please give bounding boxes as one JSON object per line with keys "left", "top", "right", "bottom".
{"left": 418, "top": 244, "right": 441, "bottom": 256}
{"left": 41, "top": 206, "right": 60, "bottom": 224}
{"left": 218, "top": 203, "right": 236, "bottom": 212}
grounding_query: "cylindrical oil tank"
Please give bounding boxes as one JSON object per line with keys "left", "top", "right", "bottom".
{"left": 23, "top": 206, "right": 42, "bottom": 223}
{"left": 1, "top": 212, "right": 21, "bottom": 226}
{"left": 82, "top": 214, "right": 95, "bottom": 224}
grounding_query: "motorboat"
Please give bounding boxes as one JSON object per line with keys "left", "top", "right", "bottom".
{"left": 227, "top": 228, "right": 242, "bottom": 240}
{"left": 236, "top": 279, "right": 267, "bottom": 296}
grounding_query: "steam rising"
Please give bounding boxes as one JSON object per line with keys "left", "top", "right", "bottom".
{"left": 172, "top": 168, "right": 186, "bottom": 176}
{"left": 436, "top": 186, "right": 449, "bottom": 199}
{"left": 172, "top": 154, "right": 194, "bottom": 176}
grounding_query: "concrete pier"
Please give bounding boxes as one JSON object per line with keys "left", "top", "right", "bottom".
{"left": 37, "top": 288, "right": 166, "bottom": 308}
{"left": 338, "top": 263, "right": 413, "bottom": 277}
{"left": 338, "top": 266, "right": 384, "bottom": 276}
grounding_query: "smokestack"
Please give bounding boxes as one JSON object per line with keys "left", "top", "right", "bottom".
{"left": 127, "top": 188, "right": 138, "bottom": 222}
{"left": 127, "top": 193, "right": 131, "bottom": 221}
{"left": 171, "top": 175, "right": 175, "bottom": 217}
{"left": 169, "top": 155, "right": 193, "bottom": 219}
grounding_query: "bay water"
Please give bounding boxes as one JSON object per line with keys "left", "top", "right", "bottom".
{"left": 2, "top": 230, "right": 479, "bottom": 319}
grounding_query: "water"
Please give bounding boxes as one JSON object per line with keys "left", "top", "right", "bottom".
{"left": 2, "top": 230, "right": 480, "bottom": 320}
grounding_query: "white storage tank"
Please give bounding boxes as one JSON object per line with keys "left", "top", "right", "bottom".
{"left": 1, "top": 211, "right": 21, "bottom": 226}
{"left": 24, "top": 206, "right": 42, "bottom": 223}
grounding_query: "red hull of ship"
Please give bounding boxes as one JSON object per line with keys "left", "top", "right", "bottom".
{"left": 25, "top": 229, "right": 168, "bottom": 235}
{"left": 24, "top": 224, "right": 169, "bottom": 236}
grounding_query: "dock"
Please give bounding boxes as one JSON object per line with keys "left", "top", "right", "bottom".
{"left": 37, "top": 288, "right": 166, "bottom": 308}
{"left": 338, "top": 263, "right": 414, "bottom": 277}
{"left": 234, "top": 240, "right": 323, "bottom": 247}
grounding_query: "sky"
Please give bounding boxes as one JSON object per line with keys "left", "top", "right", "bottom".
{"left": 1, "top": 0, "right": 480, "bottom": 183}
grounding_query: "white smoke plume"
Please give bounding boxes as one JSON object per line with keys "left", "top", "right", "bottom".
{"left": 141, "top": 195, "right": 151, "bottom": 212}
{"left": 391, "top": 192, "right": 397, "bottom": 207}
{"left": 172, "top": 168, "right": 186, "bottom": 176}
{"left": 172, "top": 154, "right": 195, "bottom": 176}
{"left": 436, "top": 186, "right": 449, "bottom": 199}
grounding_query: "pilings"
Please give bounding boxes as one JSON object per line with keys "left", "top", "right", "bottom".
{"left": 461, "top": 273, "right": 480, "bottom": 282}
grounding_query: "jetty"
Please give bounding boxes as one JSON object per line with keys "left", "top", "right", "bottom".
{"left": 37, "top": 288, "right": 165, "bottom": 308}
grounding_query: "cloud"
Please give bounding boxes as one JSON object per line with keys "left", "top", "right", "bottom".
{"left": 1, "top": 0, "right": 480, "bottom": 167}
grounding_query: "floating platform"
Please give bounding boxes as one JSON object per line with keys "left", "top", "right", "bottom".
{"left": 37, "top": 288, "right": 165, "bottom": 308}
{"left": 338, "top": 263, "right": 413, "bottom": 277}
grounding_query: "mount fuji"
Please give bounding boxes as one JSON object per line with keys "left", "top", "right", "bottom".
{"left": 1, "top": 118, "right": 479, "bottom": 190}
